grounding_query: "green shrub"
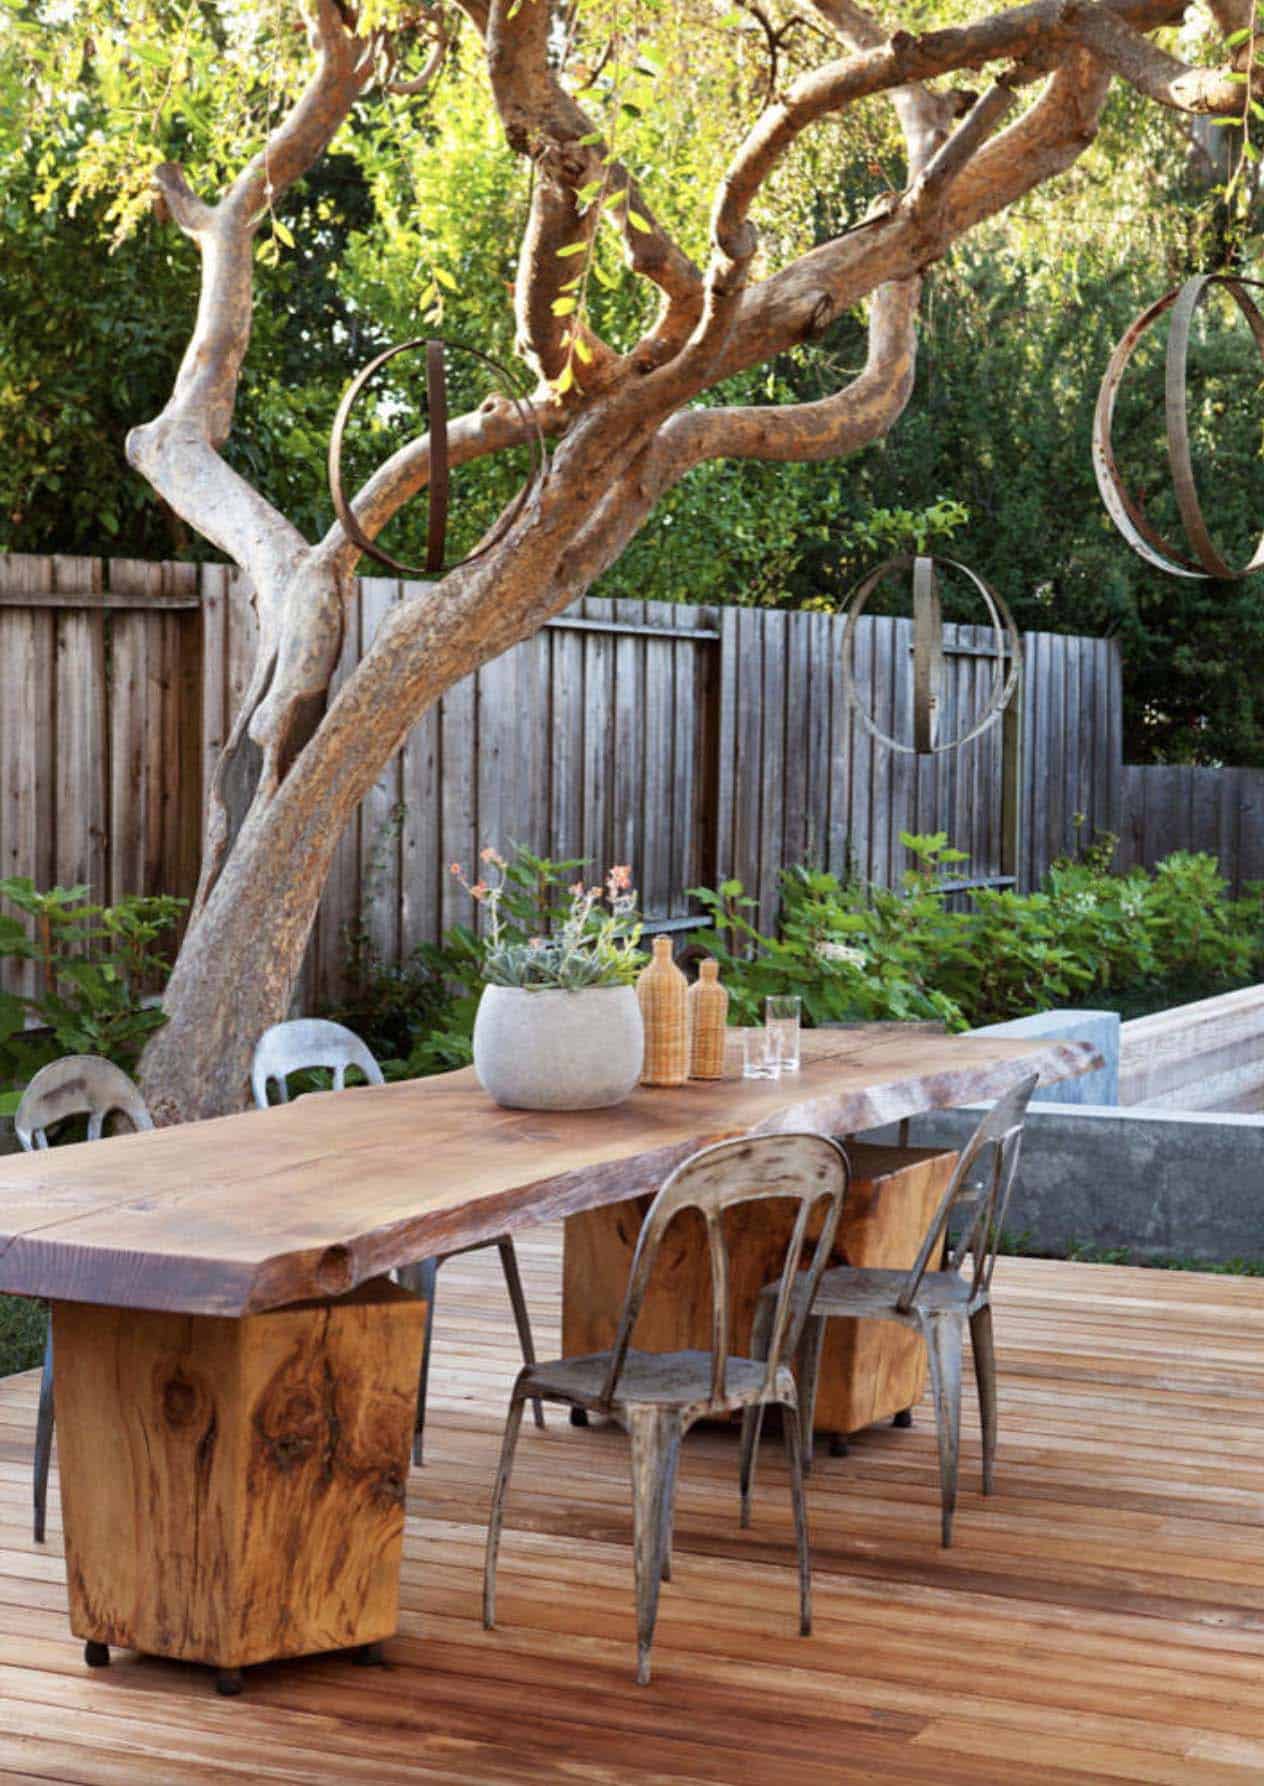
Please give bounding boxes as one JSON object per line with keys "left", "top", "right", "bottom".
{"left": 0, "top": 880, "right": 185, "bottom": 1116}
{"left": 685, "top": 834, "right": 1263, "bottom": 1033}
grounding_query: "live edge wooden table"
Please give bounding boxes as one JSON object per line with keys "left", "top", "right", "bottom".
{"left": 0, "top": 1026, "right": 1095, "bottom": 1692}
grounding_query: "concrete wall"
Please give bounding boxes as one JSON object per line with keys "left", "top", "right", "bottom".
{"left": 869, "top": 1102, "right": 1264, "bottom": 1264}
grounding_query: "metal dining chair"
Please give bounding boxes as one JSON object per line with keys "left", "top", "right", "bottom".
{"left": 15, "top": 1055, "right": 154, "bottom": 1544}
{"left": 484, "top": 1131, "right": 850, "bottom": 1686}
{"left": 251, "top": 1018, "right": 542, "bottom": 1462}
{"left": 742, "top": 1074, "right": 1039, "bottom": 1548}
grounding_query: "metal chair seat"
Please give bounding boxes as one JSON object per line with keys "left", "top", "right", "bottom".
{"left": 251, "top": 1019, "right": 543, "bottom": 1461}
{"left": 485, "top": 1131, "right": 850, "bottom": 1685}
{"left": 15, "top": 1055, "right": 154, "bottom": 1544}
{"left": 808, "top": 1265, "right": 982, "bottom": 1317}
{"left": 524, "top": 1348, "right": 796, "bottom": 1417}
{"left": 746, "top": 1074, "right": 1040, "bottom": 1548}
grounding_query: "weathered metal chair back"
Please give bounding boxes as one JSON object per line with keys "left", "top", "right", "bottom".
{"left": 895, "top": 1073, "right": 1038, "bottom": 1314}
{"left": 600, "top": 1132, "right": 849, "bottom": 1408}
{"left": 15, "top": 1056, "right": 153, "bottom": 1150}
{"left": 251, "top": 1019, "right": 384, "bottom": 1108}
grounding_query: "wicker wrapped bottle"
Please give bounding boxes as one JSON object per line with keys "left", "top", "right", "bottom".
{"left": 688, "top": 958, "right": 728, "bottom": 1079}
{"left": 636, "top": 935, "right": 688, "bottom": 1086}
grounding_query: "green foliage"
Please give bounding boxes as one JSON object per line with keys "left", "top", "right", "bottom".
{"left": 0, "top": 879, "right": 185, "bottom": 1113}
{"left": 0, "top": 1294, "right": 48, "bottom": 1378}
{"left": 684, "top": 834, "right": 1263, "bottom": 1033}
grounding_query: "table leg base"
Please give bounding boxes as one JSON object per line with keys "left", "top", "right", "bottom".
{"left": 54, "top": 1278, "right": 427, "bottom": 1675}
{"left": 893, "top": 1407, "right": 914, "bottom": 1429}
{"left": 569, "top": 1407, "right": 590, "bottom": 1428}
{"left": 828, "top": 1434, "right": 851, "bottom": 1458}
{"left": 352, "top": 1642, "right": 386, "bottom": 1667}
{"left": 215, "top": 1670, "right": 244, "bottom": 1698}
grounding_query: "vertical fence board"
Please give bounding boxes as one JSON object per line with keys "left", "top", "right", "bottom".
{"left": 51, "top": 557, "right": 107, "bottom": 903}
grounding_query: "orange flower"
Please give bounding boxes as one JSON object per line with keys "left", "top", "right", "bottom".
{"left": 449, "top": 862, "right": 462, "bottom": 876}
{"left": 470, "top": 881, "right": 490, "bottom": 901}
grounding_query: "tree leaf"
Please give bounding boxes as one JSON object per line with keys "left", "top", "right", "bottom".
{"left": 551, "top": 296, "right": 577, "bottom": 315}
{"left": 555, "top": 241, "right": 587, "bottom": 256}
{"left": 627, "top": 209, "right": 653, "bottom": 233}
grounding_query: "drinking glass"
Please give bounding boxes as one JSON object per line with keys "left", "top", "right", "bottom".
{"left": 764, "top": 995, "right": 801, "bottom": 1072}
{"left": 741, "top": 1025, "right": 783, "bottom": 1080}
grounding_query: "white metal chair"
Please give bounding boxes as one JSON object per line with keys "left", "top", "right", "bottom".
{"left": 15, "top": 1055, "right": 154, "bottom": 1543}
{"left": 742, "top": 1073, "right": 1039, "bottom": 1547}
{"left": 484, "top": 1131, "right": 851, "bottom": 1685}
{"left": 251, "top": 1019, "right": 542, "bottom": 1461}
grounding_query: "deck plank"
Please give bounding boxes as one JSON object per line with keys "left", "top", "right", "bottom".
{"left": 0, "top": 1238, "right": 1262, "bottom": 1781}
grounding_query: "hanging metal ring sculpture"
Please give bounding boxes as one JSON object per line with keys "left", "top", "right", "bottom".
{"left": 328, "top": 336, "right": 548, "bottom": 578}
{"left": 840, "top": 554, "right": 1021, "bottom": 757}
{"left": 1093, "top": 273, "right": 1264, "bottom": 581}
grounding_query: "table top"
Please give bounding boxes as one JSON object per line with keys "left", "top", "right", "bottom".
{"left": 0, "top": 1026, "right": 1097, "bottom": 1317}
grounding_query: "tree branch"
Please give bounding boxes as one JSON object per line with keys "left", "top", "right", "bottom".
{"left": 127, "top": 1, "right": 381, "bottom": 596}
{"left": 459, "top": 0, "right": 704, "bottom": 368}
{"left": 1066, "top": 2, "right": 1247, "bottom": 113}
{"left": 684, "top": 278, "right": 923, "bottom": 463}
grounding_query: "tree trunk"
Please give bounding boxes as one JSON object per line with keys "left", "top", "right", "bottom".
{"left": 139, "top": 776, "right": 348, "bottom": 1124}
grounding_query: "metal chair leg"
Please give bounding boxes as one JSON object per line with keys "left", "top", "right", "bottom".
{"left": 401, "top": 1257, "right": 439, "bottom": 1467}
{"left": 739, "top": 1295, "right": 776, "bottom": 1526}
{"left": 921, "top": 1311, "right": 965, "bottom": 1548}
{"left": 970, "top": 1300, "right": 998, "bottom": 1495}
{"left": 33, "top": 1328, "right": 54, "bottom": 1545}
{"left": 483, "top": 1385, "right": 529, "bottom": 1630}
{"left": 660, "top": 1423, "right": 683, "bottom": 1583}
{"left": 795, "top": 1313, "right": 826, "bottom": 1476}
{"left": 782, "top": 1399, "right": 813, "bottom": 1637}
{"left": 628, "top": 1408, "right": 680, "bottom": 1687}
{"left": 496, "top": 1240, "right": 544, "bottom": 1431}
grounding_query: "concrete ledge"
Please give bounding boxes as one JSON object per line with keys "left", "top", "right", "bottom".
{"left": 865, "top": 1102, "right": 1264, "bottom": 1264}
{"left": 1119, "top": 983, "right": 1264, "bottom": 1111}
{"left": 970, "top": 1010, "right": 1119, "bottom": 1105}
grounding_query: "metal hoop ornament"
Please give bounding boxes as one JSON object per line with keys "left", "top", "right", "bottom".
{"left": 328, "top": 336, "right": 548, "bottom": 578}
{"left": 840, "top": 554, "right": 1021, "bottom": 757}
{"left": 1092, "top": 274, "right": 1264, "bottom": 581}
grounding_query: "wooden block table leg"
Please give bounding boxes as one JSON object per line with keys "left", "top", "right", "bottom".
{"left": 52, "top": 1278, "right": 427, "bottom": 1673}
{"left": 562, "top": 1143, "right": 957, "bottom": 1438}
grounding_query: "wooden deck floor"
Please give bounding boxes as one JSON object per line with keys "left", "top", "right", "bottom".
{"left": 0, "top": 1233, "right": 1263, "bottom": 1783}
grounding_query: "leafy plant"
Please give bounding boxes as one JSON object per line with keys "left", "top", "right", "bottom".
{"left": 453, "top": 849, "right": 643, "bottom": 990}
{"left": 0, "top": 879, "right": 185, "bottom": 1115}
{"left": 685, "top": 834, "right": 1264, "bottom": 1034}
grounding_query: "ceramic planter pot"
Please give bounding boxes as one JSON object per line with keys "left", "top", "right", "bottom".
{"left": 473, "top": 984, "right": 644, "bottom": 1111}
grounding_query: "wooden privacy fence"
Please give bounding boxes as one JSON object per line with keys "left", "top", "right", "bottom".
{"left": 1117, "top": 764, "right": 1264, "bottom": 894}
{"left": 0, "top": 552, "right": 1123, "bottom": 1003}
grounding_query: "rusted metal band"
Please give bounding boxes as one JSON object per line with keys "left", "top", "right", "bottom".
{"left": 328, "top": 336, "right": 547, "bottom": 580}
{"left": 911, "top": 555, "right": 943, "bottom": 754}
{"left": 840, "top": 554, "right": 1021, "bottom": 758}
{"left": 1166, "top": 275, "right": 1264, "bottom": 579}
{"left": 425, "top": 339, "right": 450, "bottom": 575}
{"left": 1094, "top": 274, "right": 1264, "bottom": 581}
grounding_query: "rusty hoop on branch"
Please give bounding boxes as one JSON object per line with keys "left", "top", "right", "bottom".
{"left": 840, "top": 553, "right": 1021, "bottom": 757}
{"left": 328, "top": 336, "right": 548, "bottom": 578}
{"left": 1093, "top": 274, "right": 1264, "bottom": 581}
